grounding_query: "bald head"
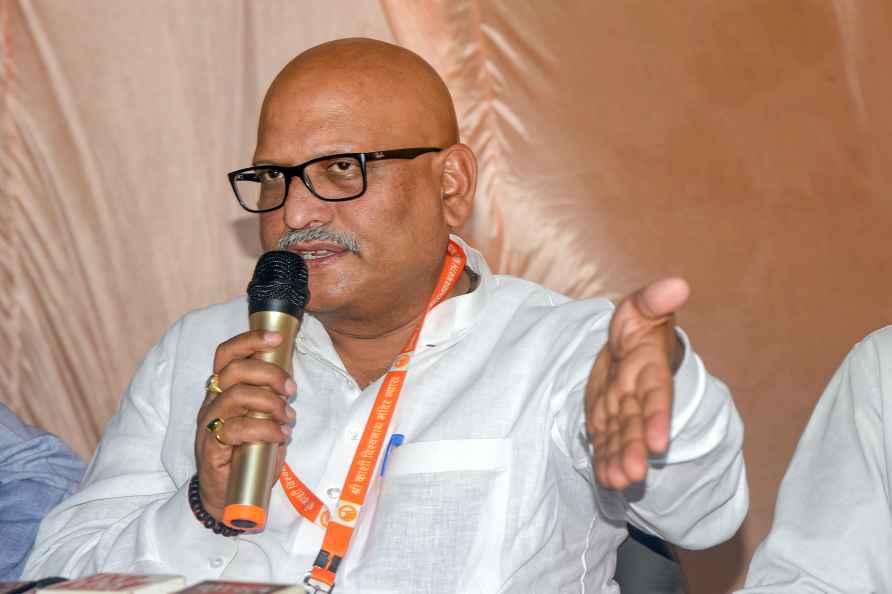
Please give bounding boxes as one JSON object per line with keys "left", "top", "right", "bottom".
{"left": 259, "top": 38, "right": 459, "bottom": 151}
{"left": 252, "top": 38, "right": 478, "bottom": 327}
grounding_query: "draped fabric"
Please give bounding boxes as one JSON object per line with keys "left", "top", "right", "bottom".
{"left": 3, "top": 1, "right": 892, "bottom": 591}
{"left": 1, "top": 0, "right": 393, "bottom": 457}
{"left": 383, "top": 3, "right": 892, "bottom": 590}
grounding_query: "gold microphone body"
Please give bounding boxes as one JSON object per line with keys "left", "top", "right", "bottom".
{"left": 223, "top": 250, "right": 308, "bottom": 532}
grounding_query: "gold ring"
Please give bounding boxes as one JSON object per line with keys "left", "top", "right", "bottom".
{"left": 205, "top": 417, "right": 228, "bottom": 446}
{"left": 206, "top": 373, "right": 223, "bottom": 396}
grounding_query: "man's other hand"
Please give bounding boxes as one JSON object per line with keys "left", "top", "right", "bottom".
{"left": 194, "top": 330, "right": 297, "bottom": 521}
{"left": 585, "top": 278, "right": 689, "bottom": 490}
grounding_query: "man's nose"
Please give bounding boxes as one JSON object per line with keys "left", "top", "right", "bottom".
{"left": 282, "top": 176, "right": 335, "bottom": 230}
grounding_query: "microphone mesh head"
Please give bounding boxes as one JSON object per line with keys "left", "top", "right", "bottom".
{"left": 247, "top": 251, "right": 309, "bottom": 316}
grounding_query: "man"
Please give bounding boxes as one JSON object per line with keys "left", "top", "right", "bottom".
{"left": 738, "top": 326, "right": 892, "bottom": 593}
{"left": 25, "top": 39, "right": 746, "bottom": 592}
{"left": 0, "top": 403, "right": 84, "bottom": 580}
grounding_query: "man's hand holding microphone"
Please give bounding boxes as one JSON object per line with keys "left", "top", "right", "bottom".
{"left": 194, "top": 251, "right": 308, "bottom": 530}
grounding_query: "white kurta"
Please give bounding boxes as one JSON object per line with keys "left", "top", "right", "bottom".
{"left": 739, "top": 326, "right": 892, "bottom": 593}
{"left": 25, "top": 237, "right": 747, "bottom": 593}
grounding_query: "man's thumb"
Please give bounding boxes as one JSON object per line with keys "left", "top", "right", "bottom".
{"left": 634, "top": 277, "right": 690, "bottom": 319}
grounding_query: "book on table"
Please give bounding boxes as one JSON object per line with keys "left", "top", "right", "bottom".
{"left": 172, "top": 581, "right": 304, "bottom": 594}
{"left": 0, "top": 582, "right": 34, "bottom": 594}
{"left": 21, "top": 576, "right": 304, "bottom": 594}
{"left": 36, "top": 575, "right": 185, "bottom": 594}
{"left": 0, "top": 577, "right": 67, "bottom": 594}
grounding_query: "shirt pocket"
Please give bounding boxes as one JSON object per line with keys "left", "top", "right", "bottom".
{"left": 344, "top": 438, "right": 512, "bottom": 594}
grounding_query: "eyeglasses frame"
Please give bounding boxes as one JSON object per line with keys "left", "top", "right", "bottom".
{"left": 228, "top": 147, "right": 442, "bottom": 212}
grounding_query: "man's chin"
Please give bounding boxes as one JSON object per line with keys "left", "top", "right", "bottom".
{"left": 303, "top": 292, "right": 351, "bottom": 318}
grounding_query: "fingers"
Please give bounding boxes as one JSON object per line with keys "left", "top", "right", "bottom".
{"left": 206, "top": 416, "right": 293, "bottom": 449}
{"left": 201, "top": 329, "right": 298, "bottom": 444}
{"left": 214, "top": 330, "right": 283, "bottom": 374}
{"left": 592, "top": 393, "right": 648, "bottom": 488}
{"left": 195, "top": 389, "right": 294, "bottom": 519}
{"left": 195, "top": 329, "right": 296, "bottom": 520}
{"left": 199, "top": 382, "right": 297, "bottom": 450}
{"left": 221, "top": 358, "right": 296, "bottom": 396}
{"left": 204, "top": 368, "right": 297, "bottom": 423}
{"left": 589, "top": 277, "right": 684, "bottom": 491}
{"left": 587, "top": 341, "right": 674, "bottom": 490}
{"left": 592, "top": 392, "right": 658, "bottom": 489}
{"left": 639, "top": 362, "right": 672, "bottom": 454}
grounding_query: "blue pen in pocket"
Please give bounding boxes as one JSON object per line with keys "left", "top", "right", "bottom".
{"left": 380, "top": 433, "right": 405, "bottom": 476}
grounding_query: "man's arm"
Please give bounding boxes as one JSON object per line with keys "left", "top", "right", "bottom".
{"left": 580, "top": 278, "right": 748, "bottom": 548}
{"left": 0, "top": 405, "right": 85, "bottom": 580}
{"left": 737, "top": 330, "right": 892, "bottom": 593}
{"left": 23, "top": 321, "right": 237, "bottom": 582}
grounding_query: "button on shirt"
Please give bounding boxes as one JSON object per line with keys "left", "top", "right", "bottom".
{"left": 24, "top": 237, "right": 747, "bottom": 593}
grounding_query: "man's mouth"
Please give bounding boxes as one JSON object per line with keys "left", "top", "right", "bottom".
{"left": 299, "top": 249, "right": 338, "bottom": 260}
{"left": 283, "top": 241, "right": 353, "bottom": 266}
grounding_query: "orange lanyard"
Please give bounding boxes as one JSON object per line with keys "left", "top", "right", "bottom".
{"left": 279, "top": 240, "right": 467, "bottom": 593}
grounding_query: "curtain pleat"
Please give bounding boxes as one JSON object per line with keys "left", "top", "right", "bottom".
{"left": 1, "top": 0, "right": 393, "bottom": 458}
{"left": 381, "top": 1, "right": 892, "bottom": 591}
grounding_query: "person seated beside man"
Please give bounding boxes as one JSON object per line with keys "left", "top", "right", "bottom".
{"left": 738, "top": 325, "right": 892, "bottom": 593}
{"left": 25, "top": 38, "right": 747, "bottom": 593}
{"left": 0, "top": 403, "right": 85, "bottom": 580}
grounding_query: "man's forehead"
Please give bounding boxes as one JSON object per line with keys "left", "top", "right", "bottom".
{"left": 253, "top": 131, "right": 379, "bottom": 167}
{"left": 256, "top": 85, "right": 427, "bottom": 163}
{"left": 264, "top": 68, "right": 419, "bottom": 118}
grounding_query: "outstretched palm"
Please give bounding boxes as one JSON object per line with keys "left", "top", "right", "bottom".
{"left": 586, "top": 277, "right": 690, "bottom": 490}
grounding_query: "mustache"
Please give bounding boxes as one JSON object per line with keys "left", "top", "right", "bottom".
{"left": 277, "top": 227, "right": 361, "bottom": 253}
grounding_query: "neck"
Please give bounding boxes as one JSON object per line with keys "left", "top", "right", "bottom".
{"left": 317, "top": 268, "right": 474, "bottom": 389}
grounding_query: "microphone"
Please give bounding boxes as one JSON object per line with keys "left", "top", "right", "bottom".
{"left": 223, "top": 250, "right": 309, "bottom": 531}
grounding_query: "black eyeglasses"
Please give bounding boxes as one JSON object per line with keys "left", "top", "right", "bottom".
{"left": 228, "top": 147, "right": 442, "bottom": 212}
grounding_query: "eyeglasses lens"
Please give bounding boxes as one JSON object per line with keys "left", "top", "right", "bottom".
{"left": 233, "top": 169, "right": 287, "bottom": 211}
{"left": 305, "top": 156, "right": 364, "bottom": 200}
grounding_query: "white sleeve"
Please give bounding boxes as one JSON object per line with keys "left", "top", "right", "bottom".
{"left": 737, "top": 332, "right": 892, "bottom": 593}
{"left": 23, "top": 320, "right": 237, "bottom": 581}
{"left": 554, "top": 327, "right": 748, "bottom": 550}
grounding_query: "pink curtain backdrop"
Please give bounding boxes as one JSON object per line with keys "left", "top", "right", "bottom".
{"left": 2, "top": 0, "right": 393, "bottom": 455}
{"left": 4, "top": 1, "right": 892, "bottom": 591}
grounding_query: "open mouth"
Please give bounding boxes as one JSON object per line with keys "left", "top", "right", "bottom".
{"left": 299, "top": 250, "right": 338, "bottom": 260}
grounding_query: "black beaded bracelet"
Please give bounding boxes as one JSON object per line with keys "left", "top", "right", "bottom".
{"left": 188, "top": 474, "right": 244, "bottom": 537}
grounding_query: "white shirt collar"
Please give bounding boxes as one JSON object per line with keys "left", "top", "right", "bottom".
{"left": 297, "top": 234, "right": 493, "bottom": 360}
{"left": 417, "top": 234, "right": 492, "bottom": 347}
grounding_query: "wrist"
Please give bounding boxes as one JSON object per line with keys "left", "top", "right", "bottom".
{"left": 188, "top": 474, "right": 243, "bottom": 537}
{"left": 198, "top": 482, "right": 225, "bottom": 522}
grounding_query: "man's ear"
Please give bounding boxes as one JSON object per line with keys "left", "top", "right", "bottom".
{"left": 438, "top": 143, "right": 477, "bottom": 230}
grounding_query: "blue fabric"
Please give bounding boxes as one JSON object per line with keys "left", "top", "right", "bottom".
{"left": 0, "top": 404, "right": 85, "bottom": 580}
